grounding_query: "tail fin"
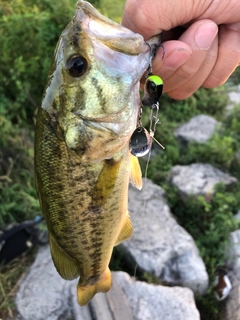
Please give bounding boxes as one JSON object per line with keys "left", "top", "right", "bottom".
{"left": 77, "top": 268, "right": 112, "bottom": 306}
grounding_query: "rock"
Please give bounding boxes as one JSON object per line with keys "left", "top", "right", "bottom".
{"left": 16, "top": 245, "right": 201, "bottom": 320}
{"left": 169, "top": 163, "right": 237, "bottom": 198}
{"left": 174, "top": 115, "right": 219, "bottom": 144}
{"left": 228, "top": 91, "right": 240, "bottom": 105}
{"left": 219, "top": 270, "right": 240, "bottom": 320}
{"left": 71, "top": 283, "right": 92, "bottom": 320}
{"left": 75, "top": 272, "right": 134, "bottom": 320}
{"left": 122, "top": 179, "right": 208, "bottom": 295}
{"left": 72, "top": 271, "right": 200, "bottom": 320}
{"left": 16, "top": 246, "right": 75, "bottom": 320}
{"left": 226, "top": 87, "right": 240, "bottom": 112}
{"left": 114, "top": 271, "right": 200, "bottom": 320}
{"left": 227, "top": 230, "right": 240, "bottom": 279}
{"left": 219, "top": 230, "right": 240, "bottom": 320}
{"left": 233, "top": 210, "right": 240, "bottom": 223}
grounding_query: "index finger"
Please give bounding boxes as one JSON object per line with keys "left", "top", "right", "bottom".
{"left": 122, "top": 0, "right": 240, "bottom": 40}
{"left": 121, "top": 0, "right": 209, "bottom": 39}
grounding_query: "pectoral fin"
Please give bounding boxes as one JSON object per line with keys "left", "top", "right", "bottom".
{"left": 93, "top": 158, "right": 122, "bottom": 207}
{"left": 115, "top": 212, "right": 133, "bottom": 246}
{"left": 77, "top": 268, "right": 112, "bottom": 306}
{"left": 49, "top": 233, "right": 79, "bottom": 280}
{"left": 130, "top": 155, "right": 142, "bottom": 190}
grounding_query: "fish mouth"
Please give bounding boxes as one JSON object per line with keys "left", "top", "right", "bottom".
{"left": 75, "top": 0, "right": 150, "bottom": 55}
{"left": 73, "top": 104, "right": 130, "bottom": 124}
{"left": 73, "top": 99, "right": 138, "bottom": 138}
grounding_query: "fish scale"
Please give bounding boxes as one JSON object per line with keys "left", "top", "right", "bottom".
{"left": 35, "top": 109, "right": 131, "bottom": 296}
{"left": 34, "top": 0, "right": 158, "bottom": 306}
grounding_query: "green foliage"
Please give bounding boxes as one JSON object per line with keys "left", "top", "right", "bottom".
{"left": 109, "top": 246, "right": 137, "bottom": 276}
{"left": 139, "top": 83, "right": 239, "bottom": 320}
{"left": 140, "top": 109, "right": 180, "bottom": 183}
{"left": 140, "top": 86, "right": 231, "bottom": 187}
{"left": 169, "top": 183, "right": 240, "bottom": 257}
{"left": 179, "top": 134, "right": 235, "bottom": 169}
{"left": 230, "top": 66, "right": 240, "bottom": 84}
{"left": 0, "top": 0, "right": 100, "bottom": 125}
{"left": 193, "top": 86, "right": 229, "bottom": 118}
{"left": 0, "top": 120, "right": 40, "bottom": 225}
{"left": 0, "top": 0, "right": 69, "bottom": 124}
{"left": 98, "top": 0, "right": 125, "bottom": 22}
{"left": 225, "top": 104, "right": 240, "bottom": 145}
{"left": 158, "top": 86, "right": 228, "bottom": 123}
{"left": 166, "top": 183, "right": 240, "bottom": 319}
{"left": 158, "top": 93, "right": 198, "bottom": 123}
{"left": 0, "top": 249, "right": 37, "bottom": 319}
{"left": 177, "top": 103, "right": 240, "bottom": 180}
{"left": 141, "top": 272, "right": 163, "bottom": 285}
{"left": 0, "top": 0, "right": 102, "bottom": 227}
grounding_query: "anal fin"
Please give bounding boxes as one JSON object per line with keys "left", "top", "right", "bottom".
{"left": 77, "top": 268, "right": 112, "bottom": 306}
{"left": 115, "top": 212, "right": 133, "bottom": 246}
{"left": 49, "top": 233, "right": 79, "bottom": 280}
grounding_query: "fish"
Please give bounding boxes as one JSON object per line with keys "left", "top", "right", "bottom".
{"left": 34, "top": 0, "right": 155, "bottom": 306}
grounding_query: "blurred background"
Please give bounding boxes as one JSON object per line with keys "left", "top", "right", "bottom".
{"left": 0, "top": 0, "right": 240, "bottom": 319}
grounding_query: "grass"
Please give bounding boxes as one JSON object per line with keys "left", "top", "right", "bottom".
{"left": 0, "top": 249, "right": 37, "bottom": 319}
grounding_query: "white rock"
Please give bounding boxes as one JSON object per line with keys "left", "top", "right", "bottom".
{"left": 174, "top": 115, "right": 219, "bottom": 144}
{"left": 220, "top": 230, "right": 240, "bottom": 320}
{"left": 16, "top": 246, "right": 201, "bottom": 320}
{"left": 115, "top": 271, "right": 200, "bottom": 320}
{"left": 169, "top": 163, "right": 237, "bottom": 198}
{"left": 16, "top": 246, "right": 74, "bottom": 320}
{"left": 227, "top": 230, "right": 240, "bottom": 278}
{"left": 228, "top": 91, "right": 240, "bottom": 104}
{"left": 226, "top": 89, "right": 240, "bottom": 112}
{"left": 234, "top": 210, "right": 240, "bottom": 221}
{"left": 122, "top": 179, "right": 208, "bottom": 295}
{"left": 71, "top": 283, "right": 92, "bottom": 320}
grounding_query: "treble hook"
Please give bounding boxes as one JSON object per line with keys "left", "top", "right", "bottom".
{"left": 145, "top": 40, "right": 165, "bottom": 77}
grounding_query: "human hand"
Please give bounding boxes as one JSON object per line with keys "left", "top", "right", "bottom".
{"left": 122, "top": 0, "right": 240, "bottom": 99}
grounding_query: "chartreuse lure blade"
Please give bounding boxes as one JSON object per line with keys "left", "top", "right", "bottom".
{"left": 142, "top": 75, "right": 163, "bottom": 107}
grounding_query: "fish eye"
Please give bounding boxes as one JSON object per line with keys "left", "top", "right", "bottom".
{"left": 147, "top": 80, "right": 157, "bottom": 95}
{"left": 66, "top": 55, "right": 88, "bottom": 77}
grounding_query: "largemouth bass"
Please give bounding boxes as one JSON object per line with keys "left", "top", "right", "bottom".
{"left": 35, "top": 0, "right": 154, "bottom": 306}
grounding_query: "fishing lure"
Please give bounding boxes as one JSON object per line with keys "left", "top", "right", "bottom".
{"left": 130, "top": 73, "right": 164, "bottom": 157}
{"left": 130, "top": 41, "right": 165, "bottom": 157}
{"left": 142, "top": 74, "right": 163, "bottom": 107}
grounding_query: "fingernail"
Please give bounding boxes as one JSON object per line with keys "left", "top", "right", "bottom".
{"left": 164, "top": 48, "right": 191, "bottom": 70}
{"left": 195, "top": 23, "right": 218, "bottom": 50}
